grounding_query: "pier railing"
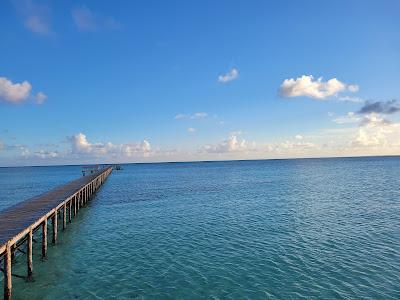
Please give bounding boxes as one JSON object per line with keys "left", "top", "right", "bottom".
{"left": 0, "top": 166, "right": 113, "bottom": 300}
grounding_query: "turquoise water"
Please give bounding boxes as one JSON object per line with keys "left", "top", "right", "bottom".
{"left": 1, "top": 157, "right": 400, "bottom": 299}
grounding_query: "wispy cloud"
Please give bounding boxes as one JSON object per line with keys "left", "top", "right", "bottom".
{"left": 35, "top": 91, "right": 47, "bottom": 104}
{"left": 72, "top": 6, "right": 120, "bottom": 31}
{"left": 337, "top": 95, "right": 364, "bottom": 103}
{"left": 34, "top": 149, "right": 59, "bottom": 159}
{"left": 0, "top": 76, "right": 46, "bottom": 104}
{"left": 280, "top": 75, "right": 358, "bottom": 100}
{"left": 187, "top": 127, "right": 195, "bottom": 133}
{"left": 174, "top": 112, "right": 208, "bottom": 120}
{"left": 218, "top": 68, "right": 238, "bottom": 83}
{"left": 13, "top": 0, "right": 52, "bottom": 35}
{"left": 332, "top": 112, "right": 361, "bottom": 124}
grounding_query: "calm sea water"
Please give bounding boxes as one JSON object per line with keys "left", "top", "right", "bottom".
{"left": 1, "top": 157, "right": 400, "bottom": 299}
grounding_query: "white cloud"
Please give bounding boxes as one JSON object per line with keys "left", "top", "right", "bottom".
{"left": 348, "top": 113, "right": 400, "bottom": 149}
{"left": 332, "top": 112, "right": 360, "bottom": 124}
{"left": 13, "top": 0, "right": 52, "bottom": 35}
{"left": 280, "top": 75, "right": 358, "bottom": 100}
{"left": 174, "top": 112, "right": 208, "bottom": 120}
{"left": 0, "top": 76, "right": 46, "bottom": 104}
{"left": 0, "top": 77, "right": 31, "bottom": 103}
{"left": 295, "top": 134, "right": 303, "bottom": 140}
{"left": 67, "top": 133, "right": 152, "bottom": 158}
{"left": 278, "top": 140, "right": 316, "bottom": 150}
{"left": 201, "top": 134, "right": 251, "bottom": 153}
{"left": 174, "top": 113, "right": 188, "bottom": 120}
{"left": 187, "top": 127, "right": 195, "bottom": 133}
{"left": 72, "top": 7, "right": 120, "bottom": 31}
{"left": 348, "top": 84, "right": 359, "bottom": 93}
{"left": 337, "top": 95, "right": 364, "bottom": 103}
{"left": 218, "top": 68, "right": 238, "bottom": 83}
{"left": 192, "top": 112, "right": 207, "bottom": 119}
{"left": 35, "top": 92, "right": 47, "bottom": 104}
{"left": 34, "top": 149, "right": 59, "bottom": 159}
{"left": 69, "top": 133, "right": 92, "bottom": 154}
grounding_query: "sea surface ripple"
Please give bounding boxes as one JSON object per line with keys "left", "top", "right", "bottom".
{"left": 1, "top": 157, "right": 400, "bottom": 299}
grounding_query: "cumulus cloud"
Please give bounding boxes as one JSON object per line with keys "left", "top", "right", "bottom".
{"left": 0, "top": 77, "right": 31, "bottom": 103}
{"left": 357, "top": 100, "right": 400, "bottom": 115}
{"left": 72, "top": 7, "right": 120, "bottom": 31}
{"left": 201, "top": 134, "right": 251, "bottom": 153}
{"left": 13, "top": 0, "right": 52, "bottom": 35}
{"left": 0, "top": 76, "right": 46, "bottom": 104}
{"left": 218, "top": 68, "right": 238, "bottom": 83}
{"left": 280, "top": 75, "right": 358, "bottom": 100}
{"left": 187, "top": 127, "right": 195, "bottom": 133}
{"left": 69, "top": 133, "right": 92, "bottom": 154}
{"left": 67, "top": 133, "right": 152, "bottom": 158}
{"left": 352, "top": 116, "right": 399, "bottom": 147}
{"left": 174, "top": 112, "right": 208, "bottom": 120}
{"left": 359, "top": 114, "right": 391, "bottom": 127}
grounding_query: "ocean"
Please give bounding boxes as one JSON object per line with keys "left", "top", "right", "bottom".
{"left": 0, "top": 157, "right": 399, "bottom": 299}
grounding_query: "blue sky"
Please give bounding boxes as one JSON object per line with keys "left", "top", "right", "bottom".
{"left": 1, "top": 0, "right": 400, "bottom": 166}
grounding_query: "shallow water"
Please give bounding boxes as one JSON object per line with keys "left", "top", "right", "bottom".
{"left": 1, "top": 157, "right": 400, "bottom": 299}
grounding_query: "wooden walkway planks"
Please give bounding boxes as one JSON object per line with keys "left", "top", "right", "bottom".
{"left": 0, "top": 170, "right": 103, "bottom": 248}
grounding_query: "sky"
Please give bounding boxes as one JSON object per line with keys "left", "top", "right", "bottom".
{"left": 0, "top": 0, "right": 400, "bottom": 166}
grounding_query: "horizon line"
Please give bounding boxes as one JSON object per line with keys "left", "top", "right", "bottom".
{"left": 1, "top": 153, "right": 399, "bottom": 168}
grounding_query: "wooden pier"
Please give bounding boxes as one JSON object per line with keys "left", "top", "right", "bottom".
{"left": 0, "top": 166, "right": 113, "bottom": 300}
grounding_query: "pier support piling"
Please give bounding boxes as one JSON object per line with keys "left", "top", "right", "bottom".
{"left": 52, "top": 212, "right": 58, "bottom": 244}
{"left": 10, "top": 245, "right": 16, "bottom": 263}
{"left": 69, "top": 201, "right": 72, "bottom": 222}
{"left": 63, "top": 204, "right": 67, "bottom": 230}
{"left": 4, "top": 242, "right": 12, "bottom": 300}
{"left": 42, "top": 219, "right": 47, "bottom": 258}
{"left": 27, "top": 229, "right": 33, "bottom": 280}
{"left": 74, "top": 195, "right": 77, "bottom": 215}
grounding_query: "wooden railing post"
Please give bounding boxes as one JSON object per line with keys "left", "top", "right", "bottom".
{"left": 63, "top": 203, "right": 67, "bottom": 230}
{"left": 52, "top": 211, "right": 57, "bottom": 244}
{"left": 4, "top": 242, "right": 12, "bottom": 300}
{"left": 27, "top": 229, "right": 33, "bottom": 279}
{"left": 42, "top": 219, "right": 47, "bottom": 258}
{"left": 68, "top": 200, "right": 72, "bottom": 222}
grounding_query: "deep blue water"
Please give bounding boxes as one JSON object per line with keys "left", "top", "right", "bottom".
{"left": 1, "top": 157, "right": 400, "bottom": 299}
